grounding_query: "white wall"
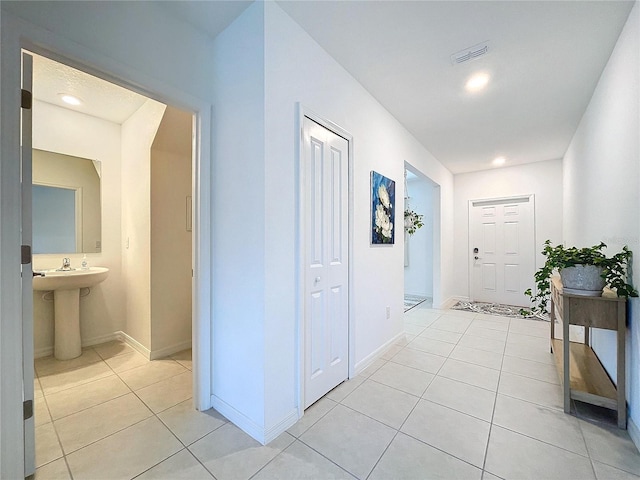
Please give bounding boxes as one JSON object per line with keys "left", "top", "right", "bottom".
{"left": 262, "top": 2, "right": 455, "bottom": 433}
{"left": 1, "top": 3, "right": 216, "bottom": 474}
{"left": 2, "top": 0, "right": 458, "bottom": 450}
{"left": 209, "top": 1, "right": 455, "bottom": 440}
{"left": 453, "top": 159, "right": 564, "bottom": 301}
{"left": 31, "top": 99, "right": 124, "bottom": 354}
{"left": 211, "top": 2, "right": 267, "bottom": 432}
{"left": 121, "top": 99, "right": 165, "bottom": 350}
{"left": 563, "top": 3, "right": 639, "bottom": 434}
{"left": 150, "top": 107, "right": 192, "bottom": 355}
{"left": 31, "top": 94, "right": 183, "bottom": 358}
{"left": 404, "top": 176, "right": 434, "bottom": 298}
{"left": 2, "top": 1, "right": 216, "bottom": 102}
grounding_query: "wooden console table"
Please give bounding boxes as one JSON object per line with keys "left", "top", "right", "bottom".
{"left": 550, "top": 276, "right": 627, "bottom": 428}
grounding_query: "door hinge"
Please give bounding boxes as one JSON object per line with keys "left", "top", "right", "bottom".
{"left": 21, "top": 245, "right": 32, "bottom": 265}
{"left": 21, "top": 89, "right": 32, "bottom": 110}
{"left": 23, "top": 399, "right": 33, "bottom": 421}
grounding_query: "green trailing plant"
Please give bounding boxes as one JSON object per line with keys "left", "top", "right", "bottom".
{"left": 521, "top": 240, "right": 638, "bottom": 316}
{"left": 404, "top": 209, "right": 424, "bottom": 236}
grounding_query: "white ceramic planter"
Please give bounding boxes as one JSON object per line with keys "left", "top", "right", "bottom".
{"left": 560, "top": 265, "right": 605, "bottom": 296}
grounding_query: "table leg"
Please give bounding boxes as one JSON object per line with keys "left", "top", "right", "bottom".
{"left": 618, "top": 307, "right": 626, "bottom": 429}
{"left": 550, "top": 299, "right": 555, "bottom": 353}
{"left": 563, "top": 301, "right": 571, "bottom": 414}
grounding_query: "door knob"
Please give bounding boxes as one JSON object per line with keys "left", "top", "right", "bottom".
{"left": 474, "top": 256, "right": 479, "bottom": 260}
{"left": 315, "top": 277, "right": 321, "bottom": 284}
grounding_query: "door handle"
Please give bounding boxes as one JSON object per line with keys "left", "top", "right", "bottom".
{"left": 33, "top": 271, "right": 45, "bottom": 277}
{"left": 474, "top": 256, "right": 479, "bottom": 260}
{"left": 314, "top": 277, "right": 321, "bottom": 284}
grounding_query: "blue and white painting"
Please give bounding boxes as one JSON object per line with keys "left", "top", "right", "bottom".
{"left": 371, "top": 171, "right": 395, "bottom": 245}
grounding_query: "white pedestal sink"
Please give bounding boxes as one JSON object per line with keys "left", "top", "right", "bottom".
{"left": 33, "top": 267, "right": 109, "bottom": 360}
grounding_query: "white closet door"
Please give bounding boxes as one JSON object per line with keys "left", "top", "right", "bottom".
{"left": 303, "top": 117, "right": 349, "bottom": 409}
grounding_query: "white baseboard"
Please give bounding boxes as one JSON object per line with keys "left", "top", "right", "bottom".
{"left": 629, "top": 417, "right": 640, "bottom": 451}
{"left": 117, "top": 331, "right": 151, "bottom": 359}
{"left": 83, "top": 332, "right": 121, "bottom": 348}
{"left": 210, "top": 395, "right": 263, "bottom": 444}
{"left": 210, "top": 394, "right": 299, "bottom": 445}
{"left": 34, "top": 347, "right": 54, "bottom": 359}
{"left": 264, "top": 409, "right": 299, "bottom": 444}
{"left": 149, "top": 339, "right": 192, "bottom": 360}
{"left": 34, "top": 331, "right": 121, "bottom": 358}
{"left": 437, "top": 296, "right": 467, "bottom": 310}
{"left": 35, "top": 330, "right": 190, "bottom": 361}
{"left": 353, "top": 330, "right": 405, "bottom": 376}
{"left": 404, "top": 292, "right": 431, "bottom": 298}
{"left": 117, "top": 332, "right": 190, "bottom": 360}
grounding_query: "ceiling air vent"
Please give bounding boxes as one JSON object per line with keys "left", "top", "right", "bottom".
{"left": 450, "top": 41, "right": 490, "bottom": 65}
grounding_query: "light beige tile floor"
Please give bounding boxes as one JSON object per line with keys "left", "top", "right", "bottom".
{"left": 34, "top": 306, "right": 640, "bottom": 479}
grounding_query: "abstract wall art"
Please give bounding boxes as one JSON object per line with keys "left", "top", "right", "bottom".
{"left": 371, "top": 170, "right": 395, "bottom": 245}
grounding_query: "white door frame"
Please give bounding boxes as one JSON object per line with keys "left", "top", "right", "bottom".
{"left": 468, "top": 194, "right": 535, "bottom": 305}
{"left": 403, "top": 162, "right": 442, "bottom": 306}
{"left": 0, "top": 13, "right": 213, "bottom": 478}
{"left": 21, "top": 51, "right": 36, "bottom": 477}
{"left": 296, "top": 104, "right": 354, "bottom": 415}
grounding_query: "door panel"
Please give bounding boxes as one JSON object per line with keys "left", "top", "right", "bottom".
{"left": 482, "top": 264, "right": 497, "bottom": 291}
{"left": 310, "top": 140, "right": 324, "bottom": 266}
{"left": 504, "top": 264, "right": 520, "bottom": 293}
{"left": 310, "top": 291, "right": 325, "bottom": 378}
{"left": 304, "top": 117, "right": 349, "bottom": 409}
{"left": 330, "top": 148, "right": 343, "bottom": 262}
{"left": 470, "top": 196, "right": 534, "bottom": 307}
{"left": 483, "top": 223, "right": 496, "bottom": 253}
{"left": 504, "top": 222, "right": 519, "bottom": 254}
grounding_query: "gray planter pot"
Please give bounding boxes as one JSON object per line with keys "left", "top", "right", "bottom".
{"left": 560, "top": 265, "right": 605, "bottom": 296}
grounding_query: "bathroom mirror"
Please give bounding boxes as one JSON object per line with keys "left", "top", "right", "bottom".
{"left": 32, "top": 149, "right": 102, "bottom": 254}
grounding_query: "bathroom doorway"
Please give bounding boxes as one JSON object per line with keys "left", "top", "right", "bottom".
{"left": 403, "top": 164, "right": 439, "bottom": 311}
{"left": 25, "top": 50, "right": 204, "bottom": 475}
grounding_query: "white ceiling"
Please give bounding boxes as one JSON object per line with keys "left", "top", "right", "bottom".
{"left": 32, "top": 1, "right": 635, "bottom": 174}
{"left": 32, "top": 53, "right": 148, "bottom": 124}
{"left": 158, "top": 0, "right": 254, "bottom": 37}
{"left": 30, "top": 1, "right": 253, "bottom": 125}
{"left": 277, "top": 0, "right": 634, "bottom": 173}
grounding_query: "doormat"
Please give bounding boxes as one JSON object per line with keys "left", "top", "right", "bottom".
{"left": 451, "top": 301, "right": 548, "bottom": 321}
{"left": 404, "top": 295, "right": 430, "bottom": 312}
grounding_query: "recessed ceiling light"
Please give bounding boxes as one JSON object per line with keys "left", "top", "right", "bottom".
{"left": 59, "top": 94, "right": 82, "bottom": 106}
{"left": 465, "top": 72, "right": 490, "bottom": 92}
{"left": 492, "top": 156, "right": 506, "bottom": 166}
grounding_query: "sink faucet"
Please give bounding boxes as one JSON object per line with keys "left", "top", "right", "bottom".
{"left": 58, "top": 257, "right": 72, "bottom": 271}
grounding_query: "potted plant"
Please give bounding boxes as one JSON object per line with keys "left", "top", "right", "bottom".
{"left": 404, "top": 208, "right": 424, "bottom": 236}
{"left": 522, "top": 240, "right": 638, "bottom": 316}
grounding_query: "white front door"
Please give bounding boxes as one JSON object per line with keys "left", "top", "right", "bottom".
{"left": 22, "top": 51, "right": 36, "bottom": 477}
{"left": 469, "top": 196, "right": 534, "bottom": 307}
{"left": 303, "top": 116, "right": 349, "bottom": 409}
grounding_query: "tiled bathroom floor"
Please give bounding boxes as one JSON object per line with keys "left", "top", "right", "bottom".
{"left": 35, "top": 306, "right": 640, "bottom": 479}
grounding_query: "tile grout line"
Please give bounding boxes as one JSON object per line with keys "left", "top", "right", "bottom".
{"left": 38, "top": 381, "right": 73, "bottom": 478}
{"left": 577, "top": 410, "right": 602, "bottom": 480}
{"left": 363, "top": 430, "right": 400, "bottom": 480}
{"left": 395, "top": 330, "right": 491, "bottom": 475}
{"left": 293, "top": 434, "right": 364, "bottom": 480}
{"left": 371, "top": 316, "right": 487, "bottom": 477}
{"left": 480, "top": 312, "right": 510, "bottom": 477}
{"left": 35, "top": 344, "right": 194, "bottom": 478}
{"left": 395, "top": 428, "right": 486, "bottom": 475}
